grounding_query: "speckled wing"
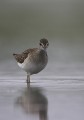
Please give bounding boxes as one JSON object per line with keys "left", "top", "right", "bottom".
{"left": 13, "top": 53, "right": 28, "bottom": 63}
{"left": 13, "top": 48, "right": 38, "bottom": 63}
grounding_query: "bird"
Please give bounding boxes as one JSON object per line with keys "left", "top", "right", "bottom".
{"left": 13, "top": 38, "right": 49, "bottom": 84}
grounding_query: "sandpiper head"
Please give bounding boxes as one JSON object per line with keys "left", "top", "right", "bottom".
{"left": 39, "top": 38, "right": 49, "bottom": 50}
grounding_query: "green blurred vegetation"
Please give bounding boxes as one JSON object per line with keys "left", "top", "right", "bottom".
{"left": 0, "top": 0, "right": 84, "bottom": 62}
{"left": 0, "top": 0, "right": 84, "bottom": 38}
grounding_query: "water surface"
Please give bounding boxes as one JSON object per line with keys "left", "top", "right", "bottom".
{"left": 0, "top": 0, "right": 84, "bottom": 120}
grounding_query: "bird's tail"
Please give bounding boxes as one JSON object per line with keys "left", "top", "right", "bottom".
{"left": 13, "top": 53, "right": 18, "bottom": 58}
{"left": 13, "top": 53, "right": 20, "bottom": 62}
{"left": 13, "top": 53, "right": 19, "bottom": 59}
{"left": 13, "top": 53, "right": 17, "bottom": 56}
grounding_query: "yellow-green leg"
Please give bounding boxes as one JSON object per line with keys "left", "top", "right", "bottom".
{"left": 27, "top": 73, "right": 30, "bottom": 84}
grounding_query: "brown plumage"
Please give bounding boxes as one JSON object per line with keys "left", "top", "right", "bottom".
{"left": 13, "top": 38, "right": 49, "bottom": 84}
{"left": 13, "top": 53, "right": 28, "bottom": 63}
{"left": 13, "top": 48, "right": 38, "bottom": 63}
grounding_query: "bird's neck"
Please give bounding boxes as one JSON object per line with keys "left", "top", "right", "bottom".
{"left": 39, "top": 46, "right": 47, "bottom": 51}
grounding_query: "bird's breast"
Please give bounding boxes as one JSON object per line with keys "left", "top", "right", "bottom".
{"left": 18, "top": 50, "right": 48, "bottom": 74}
{"left": 30, "top": 50, "right": 48, "bottom": 65}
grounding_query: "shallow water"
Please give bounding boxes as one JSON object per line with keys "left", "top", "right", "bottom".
{"left": 0, "top": 69, "right": 84, "bottom": 120}
{"left": 0, "top": 0, "right": 84, "bottom": 119}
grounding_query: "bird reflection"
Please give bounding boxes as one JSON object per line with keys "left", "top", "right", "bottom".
{"left": 15, "top": 83, "right": 48, "bottom": 120}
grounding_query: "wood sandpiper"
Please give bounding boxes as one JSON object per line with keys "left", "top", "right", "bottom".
{"left": 13, "top": 38, "right": 49, "bottom": 84}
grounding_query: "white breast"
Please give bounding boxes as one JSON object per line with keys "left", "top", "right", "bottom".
{"left": 18, "top": 60, "right": 47, "bottom": 75}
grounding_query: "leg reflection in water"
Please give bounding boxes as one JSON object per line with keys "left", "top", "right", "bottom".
{"left": 15, "top": 83, "right": 48, "bottom": 120}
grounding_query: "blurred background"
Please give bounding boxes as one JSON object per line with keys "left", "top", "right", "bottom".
{"left": 0, "top": 0, "right": 84, "bottom": 76}
{"left": 0, "top": 1, "right": 84, "bottom": 120}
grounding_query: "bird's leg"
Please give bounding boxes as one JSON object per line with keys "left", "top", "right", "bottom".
{"left": 27, "top": 73, "right": 30, "bottom": 84}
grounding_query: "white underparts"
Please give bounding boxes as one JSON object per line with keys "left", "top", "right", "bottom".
{"left": 17, "top": 60, "right": 47, "bottom": 75}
